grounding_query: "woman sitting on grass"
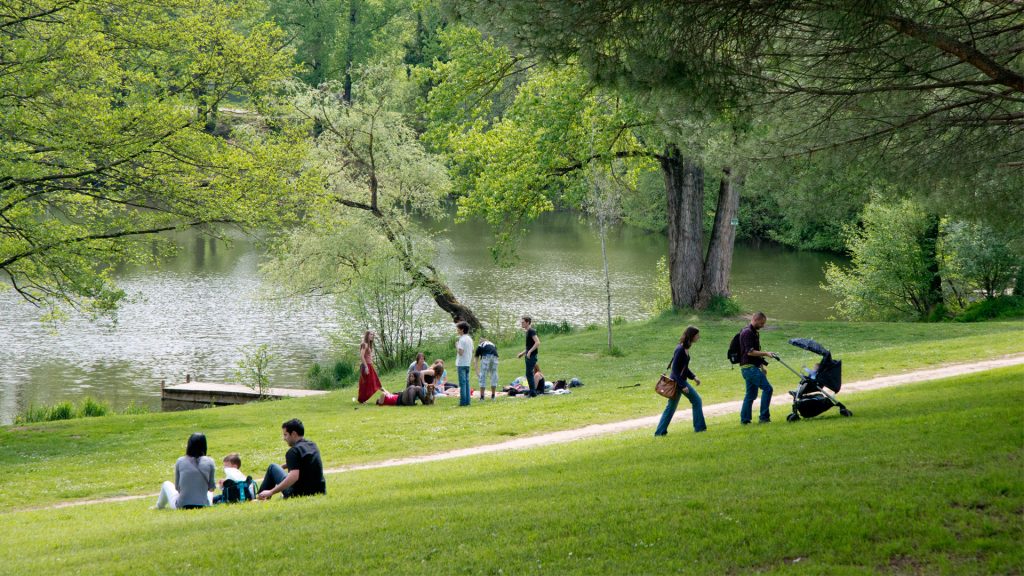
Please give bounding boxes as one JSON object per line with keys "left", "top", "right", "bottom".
{"left": 408, "top": 352, "right": 429, "bottom": 375}
{"left": 533, "top": 364, "right": 547, "bottom": 395}
{"left": 155, "top": 433, "right": 216, "bottom": 510}
{"left": 654, "top": 325, "right": 706, "bottom": 436}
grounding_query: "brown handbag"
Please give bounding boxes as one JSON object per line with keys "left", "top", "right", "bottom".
{"left": 655, "top": 373, "right": 677, "bottom": 398}
{"left": 655, "top": 357, "right": 677, "bottom": 398}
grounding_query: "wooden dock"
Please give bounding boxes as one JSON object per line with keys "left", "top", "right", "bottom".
{"left": 161, "top": 381, "right": 328, "bottom": 411}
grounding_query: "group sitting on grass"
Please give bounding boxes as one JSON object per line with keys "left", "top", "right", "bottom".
{"left": 358, "top": 315, "right": 552, "bottom": 407}
{"left": 155, "top": 418, "right": 325, "bottom": 510}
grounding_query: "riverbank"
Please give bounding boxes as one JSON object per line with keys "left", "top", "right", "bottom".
{"left": 2, "top": 312, "right": 1021, "bottom": 511}
{"left": 3, "top": 367, "right": 1021, "bottom": 574}
{"left": 0, "top": 217, "right": 847, "bottom": 423}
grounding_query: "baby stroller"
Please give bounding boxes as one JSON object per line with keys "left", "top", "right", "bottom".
{"left": 774, "top": 338, "right": 852, "bottom": 422}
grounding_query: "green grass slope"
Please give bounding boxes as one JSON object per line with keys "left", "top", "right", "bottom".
{"left": 1, "top": 314, "right": 1021, "bottom": 511}
{"left": 2, "top": 366, "right": 1022, "bottom": 575}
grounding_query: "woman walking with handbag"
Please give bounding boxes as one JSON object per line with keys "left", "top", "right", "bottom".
{"left": 654, "top": 326, "right": 706, "bottom": 436}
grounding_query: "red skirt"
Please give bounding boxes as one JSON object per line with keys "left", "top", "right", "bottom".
{"left": 357, "top": 363, "right": 382, "bottom": 403}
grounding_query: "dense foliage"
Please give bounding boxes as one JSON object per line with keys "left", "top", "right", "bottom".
{"left": 447, "top": 0, "right": 1024, "bottom": 230}
{"left": 0, "top": 0, "right": 306, "bottom": 318}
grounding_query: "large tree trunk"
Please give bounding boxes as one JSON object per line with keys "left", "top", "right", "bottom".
{"left": 697, "top": 167, "right": 742, "bottom": 308}
{"left": 373, "top": 214, "right": 483, "bottom": 331}
{"left": 661, "top": 145, "right": 705, "bottom": 309}
{"left": 420, "top": 275, "right": 482, "bottom": 331}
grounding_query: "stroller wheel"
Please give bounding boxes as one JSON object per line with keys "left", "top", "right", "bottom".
{"left": 786, "top": 413, "right": 800, "bottom": 423}
{"left": 840, "top": 408, "right": 852, "bottom": 417}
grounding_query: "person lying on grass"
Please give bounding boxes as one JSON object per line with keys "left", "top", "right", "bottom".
{"left": 154, "top": 432, "right": 215, "bottom": 510}
{"left": 257, "top": 418, "right": 326, "bottom": 500}
{"left": 376, "top": 372, "right": 436, "bottom": 406}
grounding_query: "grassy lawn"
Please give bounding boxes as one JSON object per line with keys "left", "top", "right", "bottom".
{"left": 1, "top": 314, "right": 1021, "bottom": 511}
{"left": 2, "top": 366, "right": 1021, "bottom": 575}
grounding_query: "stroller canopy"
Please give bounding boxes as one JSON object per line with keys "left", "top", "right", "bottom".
{"left": 789, "top": 338, "right": 830, "bottom": 357}
{"left": 790, "top": 338, "right": 841, "bottom": 392}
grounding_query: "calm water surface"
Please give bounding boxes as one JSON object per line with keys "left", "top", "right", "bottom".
{"left": 0, "top": 214, "right": 844, "bottom": 423}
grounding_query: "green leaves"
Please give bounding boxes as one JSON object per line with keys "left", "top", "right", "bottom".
{"left": 824, "top": 198, "right": 938, "bottom": 320}
{"left": 0, "top": 0, "right": 303, "bottom": 317}
{"left": 421, "top": 25, "right": 655, "bottom": 260}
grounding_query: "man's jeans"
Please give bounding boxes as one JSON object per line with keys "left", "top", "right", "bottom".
{"left": 478, "top": 356, "right": 499, "bottom": 389}
{"left": 260, "top": 463, "right": 292, "bottom": 498}
{"left": 457, "top": 365, "right": 471, "bottom": 406}
{"left": 525, "top": 356, "right": 538, "bottom": 396}
{"left": 654, "top": 383, "right": 706, "bottom": 436}
{"left": 740, "top": 366, "right": 773, "bottom": 423}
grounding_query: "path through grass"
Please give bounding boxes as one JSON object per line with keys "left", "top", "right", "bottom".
{"left": 2, "top": 366, "right": 1021, "bottom": 575}
{"left": 1, "top": 315, "right": 1021, "bottom": 511}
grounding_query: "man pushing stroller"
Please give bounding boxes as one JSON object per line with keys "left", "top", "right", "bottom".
{"left": 738, "top": 312, "right": 779, "bottom": 425}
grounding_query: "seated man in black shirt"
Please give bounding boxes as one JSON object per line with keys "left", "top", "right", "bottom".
{"left": 257, "top": 418, "right": 326, "bottom": 500}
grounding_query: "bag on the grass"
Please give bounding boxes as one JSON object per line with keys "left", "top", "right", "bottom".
{"left": 221, "top": 476, "right": 257, "bottom": 503}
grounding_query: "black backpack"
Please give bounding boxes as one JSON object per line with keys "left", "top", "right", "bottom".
{"left": 221, "top": 476, "right": 258, "bottom": 503}
{"left": 727, "top": 331, "right": 743, "bottom": 365}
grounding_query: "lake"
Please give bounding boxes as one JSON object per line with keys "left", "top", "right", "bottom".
{"left": 0, "top": 213, "right": 844, "bottom": 423}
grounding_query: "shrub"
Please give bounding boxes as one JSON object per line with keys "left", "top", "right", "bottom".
{"left": 14, "top": 405, "right": 51, "bottom": 425}
{"left": 306, "top": 360, "right": 357, "bottom": 390}
{"left": 48, "top": 401, "right": 75, "bottom": 421}
{"left": 535, "top": 320, "right": 572, "bottom": 335}
{"left": 940, "top": 220, "right": 1020, "bottom": 303}
{"left": 332, "top": 360, "right": 355, "bottom": 385}
{"left": 643, "top": 256, "right": 673, "bottom": 315}
{"left": 955, "top": 296, "right": 1024, "bottom": 322}
{"left": 704, "top": 296, "right": 742, "bottom": 317}
{"left": 78, "top": 397, "right": 109, "bottom": 418}
{"left": 306, "top": 363, "right": 334, "bottom": 390}
{"left": 824, "top": 198, "right": 940, "bottom": 320}
{"left": 602, "top": 345, "right": 625, "bottom": 357}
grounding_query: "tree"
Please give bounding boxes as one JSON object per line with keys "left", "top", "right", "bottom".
{"left": 271, "top": 69, "right": 482, "bottom": 329}
{"left": 345, "top": 251, "right": 431, "bottom": 369}
{"left": 824, "top": 198, "right": 942, "bottom": 320}
{"left": 0, "top": 0, "right": 302, "bottom": 318}
{"left": 940, "top": 220, "right": 1021, "bottom": 302}
{"left": 266, "top": 0, "right": 445, "bottom": 99}
{"left": 236, "top": 344, "right": 274, "bottom": 398}
{"left": 585, "top": 167, "right": 623, "bottom": 351}
{"left": 422, "top": 26, "right": 745, "bottom": 309}
{"left": 446, "top": 0, "right": 1024, "bottom": 229}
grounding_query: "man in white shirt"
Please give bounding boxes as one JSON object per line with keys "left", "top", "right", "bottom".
{"left": 455, "top": 321, "right": 474, "bottom": 406}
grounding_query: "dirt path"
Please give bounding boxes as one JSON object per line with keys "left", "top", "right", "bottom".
{"left": 30, "top": 354, "right": 1024, "bottom": 513}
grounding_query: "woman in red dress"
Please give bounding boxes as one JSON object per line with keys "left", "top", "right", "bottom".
{"left": 357, "top": 331, "right": 382, "bottom": 403}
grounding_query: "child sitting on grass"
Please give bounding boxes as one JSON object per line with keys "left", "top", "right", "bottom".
{"left": 212, "top": 452, "right": 255, "bottom": 504}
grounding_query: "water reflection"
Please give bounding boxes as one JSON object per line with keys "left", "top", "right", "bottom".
{"left": 0, "top": 216, "right": 843, "bottom": 424}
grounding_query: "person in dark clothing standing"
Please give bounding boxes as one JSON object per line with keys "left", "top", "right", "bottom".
{"left": 258, "top": 418, "right": 326, "bottom": 500}
{"left": 516, "top": 316, "right": 541, "bottom": 397}
{"left": 739, "top": 312, "right": 779, "bottom": 425}
{"left": 654, "top": 326, "right": 705, "bottom": 436}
